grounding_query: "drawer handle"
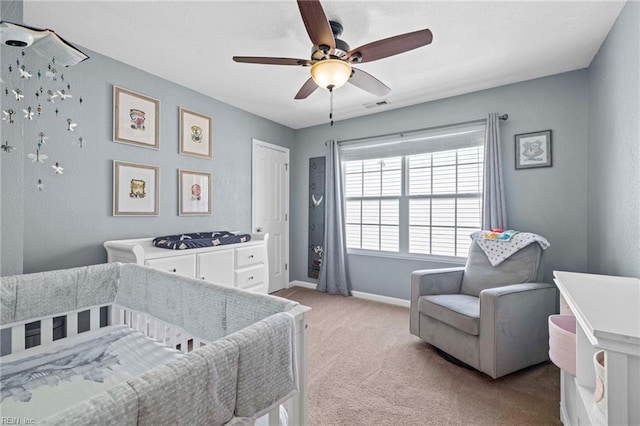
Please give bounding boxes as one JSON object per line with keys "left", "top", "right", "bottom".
{"left": 171, "top": 268, "right": 177, "bottom": 273}
{"left": 249, "top": 276, "right": 254, "bottom": 280}
{"left": 201, "top": 277, "right": 206, "bottom": 280}
{"left": 249, "top": 255, "right": 254, "bottom": 258}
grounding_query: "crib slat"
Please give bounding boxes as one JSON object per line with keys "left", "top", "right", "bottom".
{"left": 147, "top": 318, "right": 155, "bottom": 338}
{"left": 90, "top": 308, "right": 100, "bottom": 331}
{"left": 11, "top": 325, "right": 25, "bottom": 353}
{"left": 41, "top": 317, "right": 54, "bottom": 345}
{"left": 165, "top": 326, "right": 173, "bottom": 347}
{"left": 112, "top": 306, "right": 123, "bottom": 325}
{"left": 137, "top": 313, "right": 143, "bottom": 331}
{"left": 131, "top": 312, "right": 138, "bottom": 330}
{"left": 268, "top": 405, "right": 280, "bottom": 426}
{"left": 155, "top": 321, "right": 164, "bottom": 343}
{"left": 180, "top": 334, "right": 188, "bottom": 353}
{"left": 67, "top": 312, "right": 78, "bottom": 337}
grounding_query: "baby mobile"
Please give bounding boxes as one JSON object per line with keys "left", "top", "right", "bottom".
{"left": 0, "top": 21, "right": 89, "bottom": 191}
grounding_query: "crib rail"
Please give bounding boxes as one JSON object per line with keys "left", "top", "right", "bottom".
{"left": 112, "top": 304, "right": 206, "bottom": 353}
{"left": 0, "top": 302, "right": 310, "bottom": 426}
{"left": 0, "top": 304, "right": 111, "bottom": 356}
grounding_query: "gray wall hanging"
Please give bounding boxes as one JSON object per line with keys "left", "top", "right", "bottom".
{"left": 308, "top": 156, "right": 325, "bottom": 278}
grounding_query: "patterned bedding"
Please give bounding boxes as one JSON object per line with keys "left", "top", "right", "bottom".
{"left": 0, "top": 324, "right": 183, "bottom": 422}
{"left": 153, "top": 231, "right": 252, "bottom": 250}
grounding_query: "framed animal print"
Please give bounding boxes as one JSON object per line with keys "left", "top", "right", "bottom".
{"left": 179, "top": 169, "right": 212, "bottom": 216}
{"left": 179, "top": 108, "right": 213, "bottom": 159}
{"left": 113, "top": 86, "right": 160, "bottom": 149}
{"left": 515, "top": 130, "right": 552, "bottom": 169}
{"left": 113, "top": 161, "right": 160, "bottom": 216}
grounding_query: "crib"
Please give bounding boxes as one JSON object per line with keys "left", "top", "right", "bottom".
{"left": 0, "top": 263, "right": 309, "bottom": 425}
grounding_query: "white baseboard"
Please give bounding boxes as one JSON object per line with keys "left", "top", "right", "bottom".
{"left": 288, "top": 280, "right": 410, "bottom": 308}
{"left": 289, "top": 280, "right": 317, "bottom": 290}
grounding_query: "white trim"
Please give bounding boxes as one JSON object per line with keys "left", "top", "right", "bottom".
{"left": 289, "top": 280, "right": 316, "bottom": 290}
{"left": 288, "top": 280, "right": 410, "bottom": 308}
{"left": 347, "top": 248, "right": 466, "bottom": 265}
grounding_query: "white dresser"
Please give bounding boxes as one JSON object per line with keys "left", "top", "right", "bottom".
{"left": 554, "top": 271, "right": 640, "bottom": 426}
{"left": 104, "top": 233, "right": 269, "bottom": 294}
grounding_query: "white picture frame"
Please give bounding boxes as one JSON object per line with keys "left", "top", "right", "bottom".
{"left": 113, "top": 86, "right": 160, "bottom": 149}
{"left": 179, "top": 107, "right": 213, "bottom": 159}
{"left": 179, "top": 169, "right": 212, "bottom": 216}
{"left": 113, "top": 161, "right": 160, "bottom": 216}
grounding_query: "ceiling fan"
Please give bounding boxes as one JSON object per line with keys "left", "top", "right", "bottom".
{"left": 232, "top": 0, "right": 433, "bottom": 101}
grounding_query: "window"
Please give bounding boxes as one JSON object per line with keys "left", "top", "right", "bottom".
{"left": 345, "top": 157, "right": 401, "bottom": 252}
{"left": 342, "top": 123, "right": 485, "bottom": 259}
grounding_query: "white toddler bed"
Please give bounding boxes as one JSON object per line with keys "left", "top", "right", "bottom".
{"left": 0, "top": 263, "right": 309, "bottom": 425}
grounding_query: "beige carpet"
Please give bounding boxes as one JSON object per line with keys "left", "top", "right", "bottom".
{"left": 276, "top": 286, "right": 561, "bottom": 426}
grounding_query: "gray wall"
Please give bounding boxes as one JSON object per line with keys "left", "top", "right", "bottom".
{"left": 587, "top": 1, "right": 640, "bottom": 278}
{"left": 1, "top": 42, "right": 294, "bottom": 274}
{"left": 292, "top": 70, "right": 590, "bottom": 300}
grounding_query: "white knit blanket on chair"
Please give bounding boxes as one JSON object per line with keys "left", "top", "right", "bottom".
{"left": 470, "top": 231, "right": 550, "bottom": 266}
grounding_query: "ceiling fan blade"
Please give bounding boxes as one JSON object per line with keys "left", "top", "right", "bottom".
{"left": 295, "top": 78, "right": 319, "bottom": 99}
{"left": 297, "top": 0, "right": 335, "bottom": 51}
{"left": 348, "top": 68, "right": 391, "bottom": 97}
{"left": 233, "top": 56, "right": 312, "bottom": 66}
{"left": 346, "top": 29, "right": 433, "bottom": 63}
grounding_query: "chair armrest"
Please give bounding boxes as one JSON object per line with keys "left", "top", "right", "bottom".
{"left": 411, "top": 268, "right": 465, "bottom": 298}
{"left": 479, "top": 282, "right": 558, "bottom": 378}
{"left": 480, "top": 282, "right": 555, "bottom": 299}
{"left": 410, "top": 268, "right": 464, "bottom": 336}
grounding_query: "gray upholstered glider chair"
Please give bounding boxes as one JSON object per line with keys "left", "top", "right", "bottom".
{"left": 410, "top": 242, "right": 557, "bottom": 379}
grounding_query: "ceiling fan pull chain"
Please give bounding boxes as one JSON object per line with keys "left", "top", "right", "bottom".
{"left": 329, "top": 87, "right": 334, "bottom": 127}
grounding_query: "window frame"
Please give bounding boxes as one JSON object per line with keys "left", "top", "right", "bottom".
{"left": 343, "top": 140, "right": 483, "bottom": 263}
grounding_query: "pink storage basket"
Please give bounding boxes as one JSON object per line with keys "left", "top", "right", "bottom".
{"left": 549, "top": 314, "right": 577, "bottom": 376}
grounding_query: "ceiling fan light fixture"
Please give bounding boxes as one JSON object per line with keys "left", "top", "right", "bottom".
{"left": 310, "top": 59, "right": 352, "bottom": 90}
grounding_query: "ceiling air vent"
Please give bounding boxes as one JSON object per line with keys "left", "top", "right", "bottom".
{"left": 363, "top": 100, "right": 391, "bottom": 109}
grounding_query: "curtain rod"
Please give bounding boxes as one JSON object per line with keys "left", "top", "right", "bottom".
{"left": 329, "top": 113, "right": 508, "bottom": 146}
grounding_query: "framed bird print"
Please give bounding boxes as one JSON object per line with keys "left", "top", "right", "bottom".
{"left": 179, "top": 169, "right": 212, "bottom": 216}
{"left": 113, "top": 161, "right": 160, "bottom": 216}
{"left": 113, "top": 86, "right": 160, "bottom": 149}
{"left": 179, "top": 107, "right": 213, "bottom": 159}
{"left": 515, "top": 130, "right": 552, "bottom": 169}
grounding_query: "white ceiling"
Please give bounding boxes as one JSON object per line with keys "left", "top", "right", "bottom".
{"left": 23, "top": 1, "right": 625, "bottom": 129}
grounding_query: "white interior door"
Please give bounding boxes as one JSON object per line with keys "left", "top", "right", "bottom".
{"left": 252, "top": 139, "right": 289, "bottom": 293}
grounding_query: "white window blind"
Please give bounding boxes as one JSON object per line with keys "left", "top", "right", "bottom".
{"left": 341, "top": 122, "right": 485, "bottom": 259}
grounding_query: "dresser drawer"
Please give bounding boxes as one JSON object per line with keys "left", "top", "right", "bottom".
{"left": 236, "top": 245, "right": 265, "bottom": 268}
{"left": 146, "top": 255, "right": 196, "bottom": 278}
{"left": 235, "top": 265, "right": 266, "bottom": 290}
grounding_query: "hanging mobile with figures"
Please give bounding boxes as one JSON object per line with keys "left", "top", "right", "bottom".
{"left": 0, "top": 21, "right": 89, "bottom": 192}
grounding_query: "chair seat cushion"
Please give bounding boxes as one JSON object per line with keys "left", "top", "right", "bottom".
{"left": 419, "top": 294, "right": 480, "bottom": 336}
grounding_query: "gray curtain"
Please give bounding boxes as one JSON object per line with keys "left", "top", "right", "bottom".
{"left": 318, "top": 140, "right": 352, "bottom": 296}
{"left": 482, "top": 113, "right": 508, "bottom": 230}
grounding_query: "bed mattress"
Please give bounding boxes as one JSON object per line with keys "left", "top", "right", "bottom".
{"left": 0, "top": 324, "right": 183, "bottom": 422}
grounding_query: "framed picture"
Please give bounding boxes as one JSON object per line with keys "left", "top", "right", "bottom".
{"left": 179, "top": 107, "right": 213, "bottom": 159}
{"left": 515, "top": 130, "right": 552, "bottom": 169}
{"left": 179, "top": 169, "right": 212, "bottom": 216}
{"left": 113, "top": 161, "right": 160, "bottom": 216}
{"left": 113, "top": 86, "right": 160, "bottom": 149}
